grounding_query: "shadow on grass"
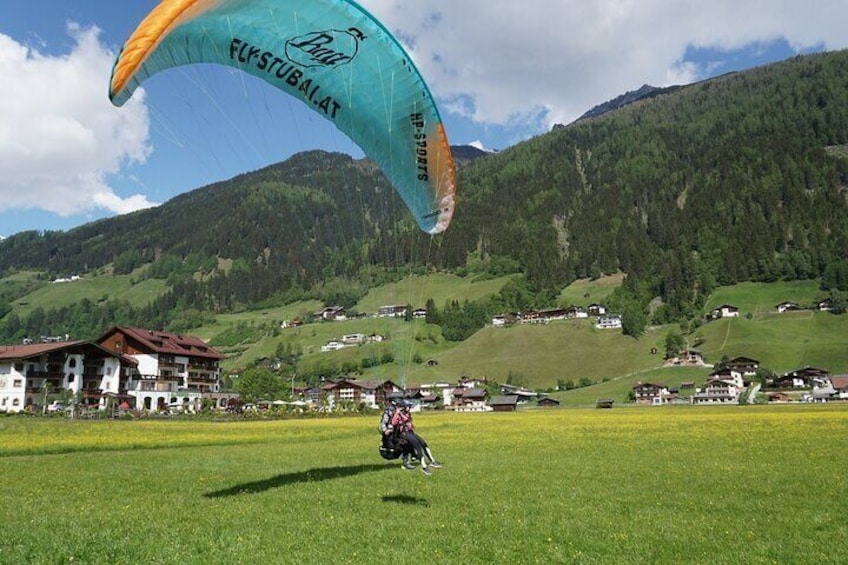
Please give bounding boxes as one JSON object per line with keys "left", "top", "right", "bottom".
{"left": 381, "top": 494, "right": 431, "bottom": 507}
{"left": 204, "top": 463, "right": 391, "bottom": 498}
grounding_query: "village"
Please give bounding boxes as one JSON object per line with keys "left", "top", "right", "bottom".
{"left": 0, "top": 294, "right": 843, "bottom": 415}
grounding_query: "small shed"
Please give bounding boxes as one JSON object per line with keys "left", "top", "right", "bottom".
{"left": 596, "top": 398, "right": 615, "bottom": 409}
{"left": 490, "top": 395, "right": 519, "bottom": 412}
{"left": 537, "top": 396, "right": 560, "bottom": 408}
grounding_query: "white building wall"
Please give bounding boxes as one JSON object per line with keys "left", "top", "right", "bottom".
{"left": 134, "top": 354, "right": 159, "bottom": 377}
{"left": 65, "top": 354, "right": 83, "bottom": 394}
{"left": 0, "top": 362, "right": 26, "bottom": 413}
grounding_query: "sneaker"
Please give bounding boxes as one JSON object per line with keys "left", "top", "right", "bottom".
{"left": 421, "top": 465, "right": 432, "bottom": 476}
{"left": 429, "top": 461, "right": 443, "bottom": 469}
{"left": 402, "top": 462, "right": 416, "bottom": 471}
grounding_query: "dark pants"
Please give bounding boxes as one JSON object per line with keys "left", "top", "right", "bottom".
{"left": 401, "top": 431, "right": 428, "bottom": 461}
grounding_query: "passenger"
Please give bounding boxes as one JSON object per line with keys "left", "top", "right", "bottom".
{"left": 391, "top": 400, "right": 442, "bottom": 475}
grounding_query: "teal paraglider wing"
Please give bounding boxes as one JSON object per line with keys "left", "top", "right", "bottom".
{"left": 110, "top": 0, "right": 455, "bottom": 234}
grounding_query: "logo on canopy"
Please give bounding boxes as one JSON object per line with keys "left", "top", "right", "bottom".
{"left": 286, "top": 28, "right": 365, "bottom": 69}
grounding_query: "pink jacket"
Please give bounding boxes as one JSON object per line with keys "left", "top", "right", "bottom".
{"left": 390, "top": 408, "right": 413, "bottom": 432}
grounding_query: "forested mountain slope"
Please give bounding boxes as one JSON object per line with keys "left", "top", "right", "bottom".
{"left": 1, "top": 50, "right": 848, "bottom": 339}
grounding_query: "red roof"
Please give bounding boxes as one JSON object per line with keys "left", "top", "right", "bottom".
{"left": 0, "top": 340, "right": 86, "bottom": 360}
{"left": 0, "top": 340, "right": 133, "bottom": 363}
{"left": 103, "top": 326, "right": 225, "bottom": 360}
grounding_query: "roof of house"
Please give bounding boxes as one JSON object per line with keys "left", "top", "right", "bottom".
{"left": 490, "top": 395, "right": 518, "bottom": 406}
{"left": 727, "top": 356, "right": 759, "bottom": 365}
{"left": 830, "top": 375, "right": 848, "bottom": 389}
{"left": 0, "top": 340, "right": 135, "bottom": 364}
{"left": 102, "top": 326, "right": 225, "bottom": 360}
{"left": 457, "top": 387, "right": 488, "bottom": 399}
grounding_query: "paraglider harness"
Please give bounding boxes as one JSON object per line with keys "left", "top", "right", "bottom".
{"left": 378, "top": 427, "right": 410, "bottom": 460}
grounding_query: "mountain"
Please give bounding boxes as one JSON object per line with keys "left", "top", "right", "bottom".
{"left": 569, "top": 83, "right": 685, "bottom": 123}
{"left": 1, "top": 50, "right": 848, "bottom": 341}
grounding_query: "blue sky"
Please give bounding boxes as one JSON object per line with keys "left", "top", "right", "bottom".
{"left": 0, "top": 0, "right": 845, "bottom": 238}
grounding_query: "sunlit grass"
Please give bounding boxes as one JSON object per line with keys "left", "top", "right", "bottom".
{"left": 2, "top": 406, "right": 847, "bottom": 563}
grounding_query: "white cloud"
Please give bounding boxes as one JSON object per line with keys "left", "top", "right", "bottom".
{"left": 362, "top": 0, "right": 848, "bottom": 130}
{"left": 0, "top": 23, "right": 156, "bottom": 218}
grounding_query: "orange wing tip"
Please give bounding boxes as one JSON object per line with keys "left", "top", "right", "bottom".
{"left": 110, "top": 0, "right": 216, "bottom": 104}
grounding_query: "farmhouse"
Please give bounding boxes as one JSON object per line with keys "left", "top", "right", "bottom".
{"left": 315, "top": 306, "right": 346, "bottom": 321}
{"left": 632, "top": 382, "right": 669, "bottom": 405}
{"left": 776, "top": 301, "right": 801, "bottom": 313}
{"left": 692, "top": 370, "right": 746, "bottom": 405}
{"left": 320, "top": 378, "right": 401, "bottom": 409}
{"left": 452, "top": 388, "right": 490, "bottom": 411}
{"left": 320, "top": 340, "right": 346, "bottom": 352}
{"left": 378, "top": 305, "right": 408, "bottom": 318}
{"left": 725, "top": 356, "right": 759, "bottom": 376}
{"left": 774, "top": 366, "right": 830, "bottom": 388}
{"left": 711, "top": 304, "right": 740, "bottom": 319}
{"left": 596, "top": 314, "right": 622, "bottom": 329}
{"left": 587, "top": 304, "right": 607, "bottom": 316}
{"left": 98, "top": 326, "right": 226, "bottom": 412}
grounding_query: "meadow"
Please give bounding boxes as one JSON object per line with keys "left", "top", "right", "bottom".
{"left": 2, "top": 405, "right": 847, "bottom": 564}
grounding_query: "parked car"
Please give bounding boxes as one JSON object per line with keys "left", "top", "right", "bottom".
{"left": 46, "top": 401, "right": 65, "bottom": 413}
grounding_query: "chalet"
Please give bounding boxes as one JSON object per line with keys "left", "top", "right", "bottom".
{"left": 416, "top": 381, "right": 458, "bottom": 406}
{"left": 320, "top": 341, "right": 346, "bottom": 352}
{"left": 670, "top": 349, "right": 706, "bottom": 365}
{"left": 516, "top": 310, "right": 549, "bottom": 325}
{"left": 342, "top": 334, "right": 367, "bottom": 345}
{"left": 587, "top": 304, "right": 608, "bottom": 316}
{"left": 708, "top": 368, "right": 745, "bottom": 389}
{"left": 315, "top": 306, "right": 346, "bottom": 321}
{"left": 537, "top": 396, "right": 561, "bottom": 408}
{"left": 711, "top": 305, "right": 739, "bottom": 319}
{"left": 818, "top": 298, "right": 834, "bottom": 312}
{"left": 725, "top": 356, "right": 759, "bottom": 377}
{"left": 491, "top": 315, "right": 509, "bottom": 327}
{"left": 775, "top": 367, "right": 830, "bottom": 389}
{"left": 596, "top": 315, "right": 622, "bottom": 329}
{"left": 378, "top": 305, "right": 408, "bottom": 318}
{"left": 404, "top": 388, "right": 440, "bottom": 409}
{"left": 0, "top": 340, "right": 132, "bottom": 413}
{"left": 412, "top": 308, "right": 428, "bottom": 319}
{"left": 692, "top": 372, "right": 745, "bottom": 405}
{"left": 766, "top": 391, "right": 792, "bottom": 403}
{"left": 490, "top": 395, "right": 519, "bottom": 412}
{"left": 536, "top": 308, "right": 572, "bottom": 322}
{"left": 830, "top": 376, "right": 848, "bottom": 400}
{"left": 98, "top": 326, "right": 226, "bottom": 412}
{"left": 776, "top": 301, "right": 801, "bottom": 313}
{"left": 452, "top": 388, "right": 490, "bottom": 412}
{"left": 632, "top": 382, "right": 669, "bottom": 405}
{"left": 320, "top": 378, "right": 401, "bottom": 409}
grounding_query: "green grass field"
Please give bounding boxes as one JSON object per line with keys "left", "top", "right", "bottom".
{"left": 2, "top": 406, "right": 847, "bottom": 563}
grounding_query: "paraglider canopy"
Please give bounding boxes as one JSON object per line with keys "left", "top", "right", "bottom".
{"left": 110, "top": 0, "right": 456, "bottom": 234}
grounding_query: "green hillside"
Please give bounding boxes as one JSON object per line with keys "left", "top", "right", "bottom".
{"left": 704, "top": 280, "right": 826, "bottom": 314}
{"left": 11, "top": 273, "right": 168, "bottom": 317}
{"left": 354, "top": 272, "right": 519, "bottom": 313}
{"left": 693, "top": 312, "right": 848, "bottom": 374}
